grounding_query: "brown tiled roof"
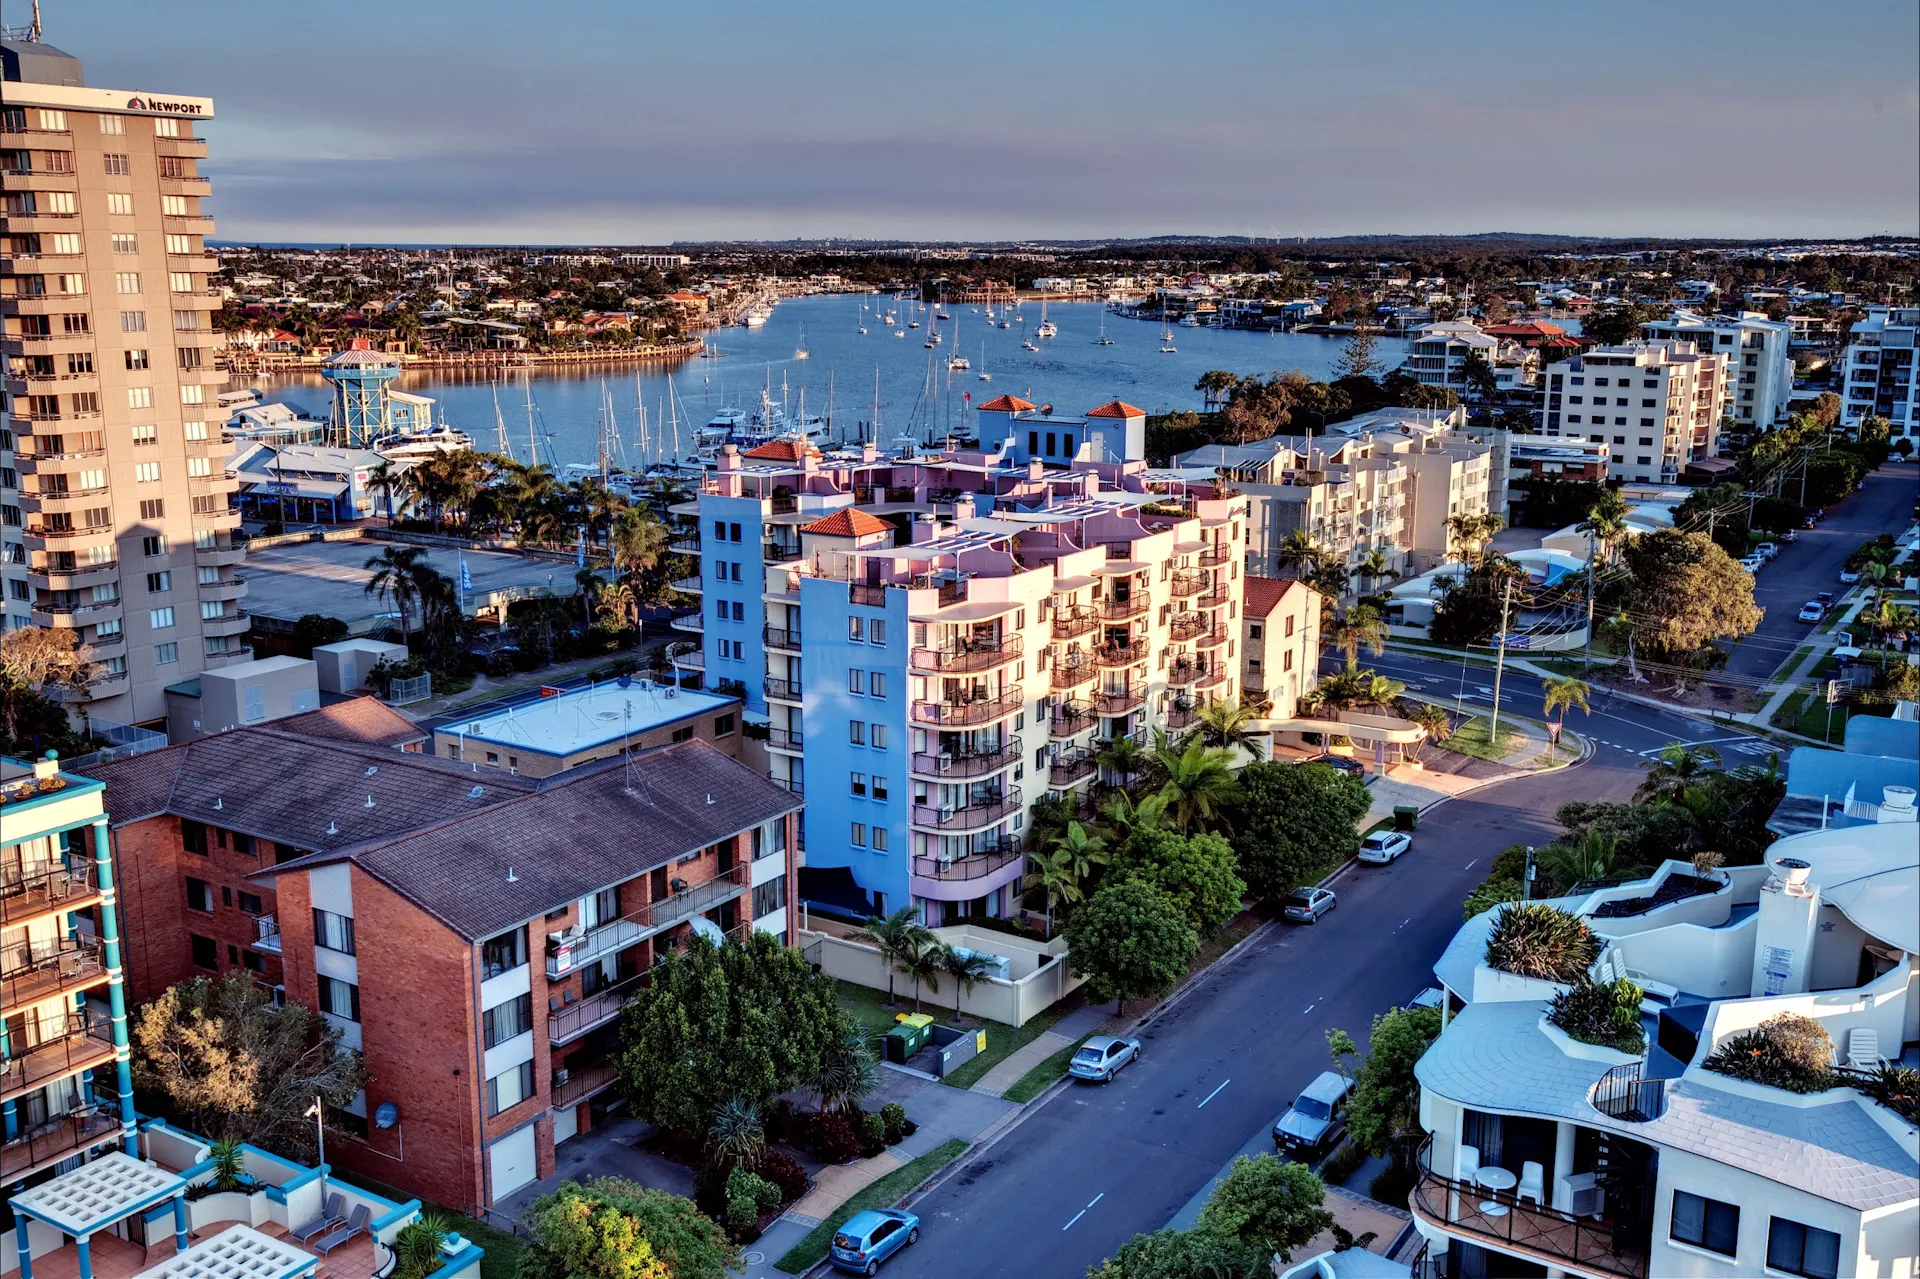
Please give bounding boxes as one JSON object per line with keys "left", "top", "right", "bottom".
{"left": 271, "top": 741, "right": 801, "bottom": 939}
{"left": 1243, "top": 574, "right": 1309, "bottom": 618}
{"left": 274, "top": 696, "right": 427, "bottom": 749}
{"left": 1085, "top": 400, "right": 1147, "bottom": 419}
{"left": 976, "top": 394, "right": 1037, "bottom": 413}
{"left": 800, "top": 508, "right": 892, "bottom": 538}
{"left": 743, "top": 438, "right": 815, "bottom": 461}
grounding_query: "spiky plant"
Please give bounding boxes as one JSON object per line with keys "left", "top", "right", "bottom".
{"left": 706, "top": 1097, "right": 765, "bottom": 1174}
{"left": 1483, "top": 902, "right": 1600, "bottom": 983}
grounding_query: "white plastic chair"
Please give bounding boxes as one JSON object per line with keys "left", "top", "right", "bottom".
{"left": 1847, "top": 1028, "right": 1882, "bottom": 1071}
{"left": 1456, "top": 1144, "right": 1480, "bottom": 1183}
{"left": 1517, "top": 1161, "right": 1545, "bottom": 1207}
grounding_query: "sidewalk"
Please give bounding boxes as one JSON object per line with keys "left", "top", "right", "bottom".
{"left": 965, "top": 1002, "right": 1112, "bottom": 1098}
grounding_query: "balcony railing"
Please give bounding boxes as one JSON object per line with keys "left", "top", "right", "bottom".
{"left": 1050, "top": 653, "right": 1098, "bottom": 689}
{"left": 1096, "top": 641, "right": 1148, "bottom": 668}
{"left": 670, "top": 612, "right": 704, "bottom": 634}
{"left": 0, "top": 932, "right": 107, "bottom": 1006}
{"left": 765, "top": 727, "right": 804, "bottom": 752}
{"left": 1195, "top": 627, "right": 1229, "bottom": 649}
{"left": 550, "top": 976, "right": 642, "bottom": 1045}
{"left": 1199, "top": 544, "right": 1231, "bottom": 566}
{"left": 1102, "top": 596, "right": 1148, "bottom": 620}
{"left": 1195, "top": 666, "right": 1229, "bottom": 689}
{"left": 1, "top": 1103, "right": 121, "bottom": 1182}
{"left": 1169, "top": 612, "right": 1210, "bottom": 641}
{"left": 1169, "top": 569, "right": 1209, "bottom": 598}
{"left": 1, "top": 1006, "right": 115, "bottom": 1102}
{"left": 544, "top": 865, "right": 750, "bottom": 978}
{"left": 849, "top": 582, "right": 889, "bottom": 608}
{"left": 1051, "top": 605, "right": 1099, "bottom": 641}
{"left": 910, "top": 688, "right": 1023, "bottom": 728}
{"left": 911, "top": 737, "right": 1020, "bottom": 780}
{"left": 1590, "top": 1062, "right": 1665, "bottom": 1123}
{"left": 911, "top": 787, "right": 1022, "bottom": 832}
{"left": 1409, "top": 1140, "right": 1648, "bottom": 1279}
{"left": 1197, "top": 587, "right": 1231, "bottom": 608}
{"left": 252, "top": 912, "right": 282, "bottom": 955}
{"left": 910, "top": 634, "right": 1022, "bottom": 674}
{"left": 552, "top": 1060, "right": 620, "bottom": 1109}
{"left": 1092, "top": 687, "right": 1145, "bottom": 716}
{"left": 1168, "top": 662, "right": 1202, "bottom": 687}
{"left": 1049, "top": 748, "right": 1098, "bottom": 788}
{"left": 1166, "top": 699, "right": 1199, "bottom": 729}
{"left": 1051, "top": 704, "right": 1095, "bottom": 738}
{"left": 910, "top": 842, "right": 1023, "bottom": 883}
{"left": 764, "top": 677, "right": 803, "bottom": 701}
{"left": 763, "top": 625, "right": 802, "bottom": 651}
{"left": 764, "top": 541, "right": 802, "bottom": 563}
{"left": 1, "top": 863, "right": 100, "bottom": 928}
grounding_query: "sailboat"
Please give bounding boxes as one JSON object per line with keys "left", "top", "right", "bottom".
{"left": 1035, "top": 299, "right": 1057, "bottom": 339}
{"left": 794, "top": 324, "right": 810, "bottom": 361}
{"left": 977, "top": 340, "right": 992, "bottom": 381}
{"left": 947, "top": 316, "right": 969, "bottom": 370}
{"left": 1096, "top": 311, "right": 1114, "bottom": 345}
{"left": 1159, "top": 304, "right": 1178, "bottom": 354}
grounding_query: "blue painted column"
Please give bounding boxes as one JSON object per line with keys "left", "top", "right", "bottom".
{"left": 15, "top": 1216, "right": 34, "bottom": 1279}
{"left": 173, "top": 1195, "right": 190, "bottom": 1252}
{"left": 2, "top": 1014, "right": 16, "bottom": 1142}
{"left": 91, "top": 820, "right": 138, "bottom": 1154}
{"left": 74, "top": 1236, "right": 93, "bottom": 1279}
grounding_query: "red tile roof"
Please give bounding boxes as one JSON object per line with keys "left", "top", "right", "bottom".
{"left": 800, "top": 508, "right": 893, "bottom": 538}
{"left": 976, "top": 394, "right": 1037, "bottom": 413}
{"left": 1243, "top": 574, "right": 1310, "bottom": 618}
{"left": 743, "top": 439, "right": 815, "bottom": 461}
{"left": 1086, "top": 400, "right": 1148, "bottom": 419}
{"left": 1483, "top": 322, "right": 1567, "bottom": 338}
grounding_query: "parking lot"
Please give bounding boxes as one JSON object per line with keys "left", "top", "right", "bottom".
{"left": 239, "top": 535, "right": 577, "bottom": 630}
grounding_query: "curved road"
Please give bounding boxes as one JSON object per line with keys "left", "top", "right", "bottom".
{"left": 881, "top": 659, "right": 1775, "bottom": 1279}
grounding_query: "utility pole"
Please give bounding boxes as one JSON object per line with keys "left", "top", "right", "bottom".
{"left": 1489, "top": 576, "right": 1515, "bottom": 749}
{"left": 1583, "top": 529, "right": 1597, "bottom": 668}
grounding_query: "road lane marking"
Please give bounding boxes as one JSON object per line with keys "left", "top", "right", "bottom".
{"left": 1303, "top": 1003, "right": 1315, "bottom": 1013}
{"left": 1463, "top": 859, "right": 1478, "bottom": 871}
{"left": 1197, "top": 1079, "right": 1231, "bottom": 1108}
{"left": 1062, "top": 1193, "right": 1104, "bottom": 1231}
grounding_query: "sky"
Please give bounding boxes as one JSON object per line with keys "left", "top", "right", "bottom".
{"left": 47, "top": 0, "right": 1920, "bottom": 245}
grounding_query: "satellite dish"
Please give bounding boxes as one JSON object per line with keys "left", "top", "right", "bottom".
{"left": 617, "top": 673, "right": 633, "bottom": 689}
{"left": 375, "top": 1102, "right": 399, "bottom": 1128}
{"left": 690, "top": 916, "right": 726, "bottom": 945}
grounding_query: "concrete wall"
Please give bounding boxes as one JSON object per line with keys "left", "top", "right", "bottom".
{"left": 313, "top": 639, "right": 408, "bottom": 694}
{"left": 800, "top": 925, "right": 1082, "bottom": 1026}
{"left": 169, "top": 656, "right": 321, "bottom": 741}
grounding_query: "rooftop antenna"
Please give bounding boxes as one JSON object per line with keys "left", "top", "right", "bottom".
{"left": 506, "top": 867, "right": 519, "bottom": 883}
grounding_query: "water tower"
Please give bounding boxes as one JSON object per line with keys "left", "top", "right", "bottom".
{"left": 321, "top": 339, "right": 401, "bottom": 447}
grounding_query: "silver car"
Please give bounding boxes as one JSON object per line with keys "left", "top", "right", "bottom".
{"left": 1283, "top": 887, "right": 1337, "bottom": 923}
{"left": 1068, "top": 1035, "right": 1142, "bottom": 1082}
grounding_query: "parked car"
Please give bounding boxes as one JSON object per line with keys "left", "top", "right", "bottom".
{"left": 1757, "top": 542, "right": 1780, "bottom": 560}
{"left": 1782, "top": 529, "right": 1799, "bottom": 543}
{"left": 1798, "top": 601, "right": 1826, "bottom": 623}
{"left": 1405, "top": 987, "right": 1447, "bottom": 1013}
{"left": 829, "top": 1210, "right": 920, "bottom": 1275}
{"left": 1817, "top": 591, "right": 1834, "bottom": 606}
{"left": 1273, "top": 1070, "right": 1355, "bottom": 1155}
{"left": 1357, "top": 830, "right": 1413, "bottom": 864}
{"left": 1305, "top": 754, "right": 1365, "bottom": 775}
{"left": 1068, "top": 1035, "right": 1142, "bottom": 1083}
{"left": 1283, "top": 887, "right": 1338, "bottom": 923}
{"left": 1840, "top": 568, "right": 1863, "bottom": 584}
{"left": 1739, "top": 555, "right": 1766, "bottom": 574}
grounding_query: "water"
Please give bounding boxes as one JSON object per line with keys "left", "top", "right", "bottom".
{"left": 252, "top": 296, "right": 1408, "bottom": 471}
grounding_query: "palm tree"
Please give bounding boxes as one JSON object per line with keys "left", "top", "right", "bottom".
{"left": 573, "top": 567, "right": 602, "bottom": 628}
{"left": 1096, "top": 734, "right": 1147, "bottom": 789}
{"left": 897, "top": 938, "right": 945, "bottom": 1015}
{"left": 1195, "top": 697, "right": 1268, "bottom": 760}
{"left": 1636, "top": 742, "right": 1722, "bottom": 803}
{"left": 1446, "top": 512, "right": 1504, "bottom": 561}
{"left": 852, "top": 908, "right": 931, "bottom": 1007}
{"left": 611, "top": 507, "right": 670, "bottom": 603}
{"left": 705, "top": 1098, "right": 765, "bottom": 1174}
{"left": 366, "top": 461, "right": 404, "bottom": 525}
{"left": 1537, "top": 830, "right": 1624, "bottom": 895}
{"left": 597, "top": 581, "right": 638, "bottom": 632}
{"left": 1023, "top": 846, "right": 1088, "bottom": 938}
{"left": 1541, "top": 675, "right": 1592, "bottom": 758}
{"left": 812, "top": 1025, "right": 877, "bottom": 1116}
{"left": 363, "top": 545, "right": 428, "bottom": 643}
{"left": 1405, "top": 702, "right": 1453, "bottom": 750}
{"left": 1356, "top": 548, "right": 1398, "bottom": 595}
{"left": 940, "top": 947, "right": 996, "bottom": 1024}
{"left": 1095, "top": 788, "right": 1166, "bottom": 852}
{"left": 1151, "top": 731, "right": 1242, "bottom": 835}
{"left": 1275, "top": 530, "right": 1326, "bottom": 582}
{"left": 1309, "top": 558, "right": 1351, "bottom": 602}
{"left": 1328, "top": 604, "right": 1389, "bottom": 668}
{"left": 1578, "top": 490, "right": 1630, "bottom": 564}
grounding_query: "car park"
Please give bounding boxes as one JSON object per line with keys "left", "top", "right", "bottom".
{"left": 1798, "top": 601, "right": 1826, "bottom": 623}
{"left": 1283, "top": 887, "right": 1338, "bottom": 923}
{"left": 829, "top": 1210, "right": 920, "bottom": 1274}
{"left": 1068, "top": 1035, "right": 1142, "bottom": 1083}
{"left": 1272, "top": 1070, "right": 1355, "bottom": 1155}
{"left": 1357, "top": 830, "right": 1413, "bottom": 864}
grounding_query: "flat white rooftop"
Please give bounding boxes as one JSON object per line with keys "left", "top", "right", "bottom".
{"left": 446, "top": 680, "right": 733, "bottom": 755}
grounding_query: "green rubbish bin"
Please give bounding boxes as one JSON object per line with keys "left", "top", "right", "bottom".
{"left": 885, "top": 1025, "right": 917, "bottom": 1064}
{"left": 1394, "top": 805, "right": 1420, "bottom": 831}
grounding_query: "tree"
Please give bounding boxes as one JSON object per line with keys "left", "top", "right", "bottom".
{"left": 1025, "top": 821, "right": 1107, "bottom": 934}
{"left": 1428, "top": 554, "right": 1528, "bottom": 647}
{"left": 851, "top": 907, "right": 932, "bottom": 1006}
{"left": 363, "top": 544, "right": 429, "bottom": 643}
{"left": 1636, "top": 742, "right": 1723, "bottom": 803}
{"left": 1194, "top": 369, "right": 1241, "bottom": 412}
{"left": 1086, "top": 1227, "right": 1264, "bottom": 1279}
{"left": 616, "top": 931, "right": 845, "bottom": 1137}
{"left": 1115, "top": 829, "right": 1247, "bottom": 940}
{"left": 1328, "top": 604, "right": 1388, "bottom": 668}
{"left": 1582, "top": 303, "right": 1663, "bottom": 346}
{"left": 1335, "top": 327, "right": 1382, "bottom": 380}
{"left": 1541, "top": 675, "right": 1591, "bottom": 757}
{"left": 1578, "top": 488, "right": 1631, "bottom": 564}
{"left": 704, "top": 1099, "right": 765, "bottom": 1176}
{"left": 897, "top": 935, "right": 946, "bottom": 1014}
{"left": 1405, "top": 702, "right": 1453, "bottom": 751}
{"left": 520, "top": 1179, "right": 738, "bottom": 1279}
{"left": 130, "top": 974, "right": 366, "bottom": 1160}
{"left": 811, "top": 1024, "right": 877, "bottom": 1116}
{"left": 1194, "top": 697, "right": 1268, "bottom": 760}
{"left": 1231, "top": 760, "right": 1371, "bottom": 900}
{"left": 1446, "top": 512, "right": 1504, "bottom": 560}
{"left": 1623, "top": 530, "right": 1761, "bottom": 669}
{"left": 1355, "top": 549, "right": 1398, "bottom": 595}
{"left": 288, "top": 613, "right": 350, "bottom": 659}
{"left": 1097, "top": 733, "right": 1149, "bottom": 788}
{"left": 941, "top": 946, "right": 997, "bottom": 1023}
{"left": 1066, "top": 879, "right": 1199, "bottom": 1012}
{"left": 1274, "top": 530, "right": 1326, "bottom": 582}
{"left": 1196, "top": 1155, "right": 1335, "bottom": 1265}
{"left": 366, "top": 461, "right": 405, "bottom": 523}
{"left": 1150, "top": 732, "right": 1241, "bottom": 835}
{"left": 1340, "top": 1006, "right": 1443, "bottom": 1160}
{"left": 0, "top": 625, "right": 91, "bottom": 745}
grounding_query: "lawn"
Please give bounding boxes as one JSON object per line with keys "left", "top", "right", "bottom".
{"left": 773, "top": 1139, "right": 970, "bottom": 1274}
{"left": 835, "top": 978, "right": 911, "bottom": 1039}
{"left": 448, "top": 1212, "right": 531, "bottom": 1279}
{"left": 937, "top": 997, "right": 1077, "bottom": 1091}
{"left": 1443, "top": 713, "right": 1526, "bottom": 762}
{"left": 1771, "top": 686, "right": 1854, "bottom": 742}
{"left": 1002, "top": 1036, "right": 1093, "bottom": 1104}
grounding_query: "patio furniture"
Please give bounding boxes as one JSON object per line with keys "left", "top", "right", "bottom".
{"left": 1517, "top": 1161, "right": 1545, "bottom": 1207}
{"left": 313, "top": 1203, "right": 369, "bottom": 1254}
{"left": 293, "top": 1194, "right": 348, "bottom": 1244}
{"left": 1455, "top": 1144, "right": 1480, "bottom": 1183}
{"left": 1846, "top": 1028, "right": 1883, "bottom": 1071}
{"left": 1475, "top": 1165, "right": 1517, "bottom": 1216}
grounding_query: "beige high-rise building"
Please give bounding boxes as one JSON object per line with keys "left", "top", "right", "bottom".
{"left": 3, "top": 36, "right": 247, "bottom": 728}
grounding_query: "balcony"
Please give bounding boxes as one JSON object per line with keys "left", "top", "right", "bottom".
{"left": 1092, "top": 687, "right": 1145, "bottom": 717}
{"left": 765, "top": 727, "right": 804, "bottom": 753}
{"left": 251, "top": 912, "right": 282, "bottom": 955}
{"left": 1197, "top": 587, "right": 1232, "bottom": 608}
{"left": 764, "top": 676, "right": 803, "bottom": 702}
{"left": 552, "top": 1060, "right": 620, "bottom": 1109}
{"left": 1199, "top": 543, "right": 1231, "bottom": 566}
{"left": 550, "top": 976, "right": 642, "bottom": 1045}
{"left": 1048, "top": 747, "right": 1098, "bottom": 788}
{"left": 1102, "top": 595, "right": 1148, "bottom": 620}
{"left": 1195, "top": 627, "right": 1229, "bottom": 650}
{"left": 544, "top": 865, "right": 750, "bottom": 978}
{"left": 764, "top": 540, "right": 802, "bottom": 563}
{"left": 670, "top": 611, "right": 704, "bottom": 634}
{"left": 911, "top": 787, "right": 1022, "bottom": 832}
{"left": 1, "top": 863, "right": 101, "bottom": 928}
{"left": 1096, "top": 640, "right": 1147, "bottom": 668}
{"left": 0, "top": 1103, "right": 121, "bottom": 1183}
{"left": 910, "top": 841, "right": 1023, "bottom": 884}
{"left": 200, "top": 609, "right": 251, "bottom": 637}
{"left": 194, "top": 543, "right": 246, "bottom": 568}
{"left": 1169, "top": 569, "right": 1209, "bottom": 598}
{"left": 29, "top": 560, "right": 118, "bottom": 591}
{"left": 1050, "top": 652, "right": 1098, "bottom": 690}
{"left": 1168, "top": 612, "right": 1209, "bottom": 641}
{"left": 670, "top": 575, "right": 703, "bottom": 594}
{"left": 198, "top": 577, "right": 247, "bottom": 602}
{"left": 1, "top": 1006, "right": 115, "bottom": 1102}
{"left": 910, "top": 634, "right": 1021, "bottom": 674}
{"left": 763, "top": 625, "right": 802, "bottom": 652}
{"left": 205, "top": 646, "right": 255, "bottom": 669}
{"left": 910, "top": 687, "right": 1023, "bottom": 728}
{"left": 1050, "top": 704, "right": 1095, "bottom": 739}
{"left": 911, "top": 737, "right": 1020, "bottom": 780}
{"left": 1409, "top": 1141, "right": 1649, "bottom": 1279}
{"left": 668, "top": 537, "right": 702, "bottom": 555}
{"left": 1051, "top": 605, "right": 1099, "bottom": 641}
{"left": 849, "top": 583, "right": 889, "bottom": 608}
{"left": 1168, "top": 661, "right": 1202, "bottom": 688}
{"left": 1195, "top": 665, "right": 1230, "bottom": 690}
{"left": 1, "top": 932, "right": 108, "bottom": 1007}
{"left": 1166, "top": 699, "right": 1198, "bottom": 729}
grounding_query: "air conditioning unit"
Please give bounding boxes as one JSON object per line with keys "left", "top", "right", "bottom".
{"left": 936, "top": 752, "right": 953, "bottom": 772}
{"left": 938, "top": 804, "right": 956, "bottom": 823}
{"left": 554, "top": 1068, "right": 570, "bottom": 1086}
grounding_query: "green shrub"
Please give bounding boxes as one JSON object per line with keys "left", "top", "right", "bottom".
{"left": 1705, "top": 1015, "right": 1836, "bottom": 1095}
{"left": 726, "top": 1168, "right": 781, "bottom": 1216}
{"left": 391, "top": 1212, "right": 454, "bottom": 1279}
{"left": 879, "top": 1102, "right": 909, "bottom": 1145}
{"left": 1462, "top": 876, "right": 1524, "bottom": 920}
{"left": 1857, "top": 1063, "right": 1920, "bottom": 1123}
{"left": 1483, "top": 902, "right": 1600, "bottom": 982}
{"left": 1547, "top": 978, "right": 1646, "bottom": 1053}
{"left": 1318, "top": 1140, "right": 1367, "bottom": 1187}
{"left": 857, "top": 1110, "right": 888, "bottom": 1156}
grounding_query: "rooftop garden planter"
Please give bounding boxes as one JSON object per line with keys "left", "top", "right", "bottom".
{"left": 1851, "top": 1062, "right": 1920, "bottom": 1125}
{"left": 1705, "top": 1013, "right": 1835, "bottom": 1095}
{"left": 1548, "top": 977, "right": 1647, "bottom": 1054}
{"left": 1484, "top": 902, "right": 1600, "bottom": 984}
{"left": 1589, "top": 873, "right": 1722, "bottom": 918}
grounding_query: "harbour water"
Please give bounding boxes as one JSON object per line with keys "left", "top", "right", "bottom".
{"left": 251, "top": 296, "right": 1409, "bottom": 471}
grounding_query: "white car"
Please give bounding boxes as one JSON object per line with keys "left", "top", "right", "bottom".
{"left": 1756, "top": 542, "right": 1780, "bottom": 560}
{"left": 1839, "top": 568, "right": 1863, "bottom": 584}
{"left": 1797, "top": 601, "right": 1825, "bottom": 623}
{"left": 1740, "top": 556, "right": 1766, "bottom": 574}
{"left": 1357, "top": 830, "right": 1413, "bottom": 864}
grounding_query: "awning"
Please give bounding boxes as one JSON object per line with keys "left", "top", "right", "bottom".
{"left": 237, "top": 475, "right": 349, "bottom": 501}
{"left": 798, "top": 866, "right": 873, "bottom": 922}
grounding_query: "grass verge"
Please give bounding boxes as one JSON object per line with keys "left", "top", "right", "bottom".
{"left": 773, "top": 1139, "right": 970, "bottom": 1274}
{"left": 451, "top": 1213, "right": 531, "bottom": 1279}
{"left": 938, "top": 997, "right": 1075, "bottom": 1091}
{"left": 1003, "top": 1036, "right": 1094, "bottom": 1103}
{"left": 835, "top": 979, "right": 911, "bottom": 1039}
{"left": 1443, "top": 713, "right": 1526, "bottom": 762}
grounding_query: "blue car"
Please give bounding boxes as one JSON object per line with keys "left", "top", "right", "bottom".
{"left": 829, "top": 1209, "right": 920, "bottom": 1274}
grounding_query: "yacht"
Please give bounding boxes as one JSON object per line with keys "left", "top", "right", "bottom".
{"left": 742, "top": 302, "right": 773, "bottom": 328}
{"left": 948, "top": 352, "right": 970, "bottom": 371}
{"left": 1035, "top": 301, "right": 1057, "bottom": 339}
{"left": 369, "top": 425, "right": 475, "bottom": 459}
{"left": 1096, "top": 312, "right": 1114, "bottom": 345}
{"left": 1021, "top": 338, "right": 1039, "bottom": 352}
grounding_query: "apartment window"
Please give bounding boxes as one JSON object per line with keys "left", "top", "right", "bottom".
{"left": 850, "top": 822, "right": 867, "bottom": 847}
{"left": 115, "top": 272, "right": 141, "bottom": 294}
{"left": 140, "top": 499, "right": 164, "bottom": 519}
{"left": 103, "top": 154, "right": 131, "bottom": 176}
{"left": 730, "top": 522, "right": 742, "bottom": 542}
{"left": 149, "top": 606, "right": 175, "bottom": 630}
{"left": 165, "top": 233, "right": 194, "bottom": 254}
{"left": 671, "top": 726, "right": 694, "bottom": 743}
{"left": 183, "top": 420, "right": 208, "bottom": 441}
{"left": 869, "top": 619, "right": 886, "bottom": 645}
{"left": 121, "top": 311, "right": 146, "bottom": 332}
{"left": 1766, "top": 1218, "right": 1841, "bottom": 1279}
{"left": 97, "top": 114, "right": 122, "bottom": 135}
{"left": 482, "top": 993, "right": 534, "bottom": 1049}
{"left": 111, "top": 233, "right": 137, "bottom": 254}
{"left": 154, "top": 117, "right": 182, "bottom": 138}
{"left": 869, "top": 672, "right": 887, "bottom": 699}
{"left": 850, "top": 772, "right": 867, "bottom": 797}
{"left": 849, "top": 720, "right": 866, "bottom": 745}
{"left": 752, "top": 875, "right": 787, "bottom": 920}
{"left": 55, "top": 273, "right": 84, "bottom": 295}
{"left": 870, "top": 826, "right": 888, "bottom": 852}
{"left": 48, "top": 232, "right": 80, "bottom": 255}
{"left": 157, "top": 156, "right": 187, "bottom": 178}
{"left": 179, "top": 346, "right": 206, "bottom": 370}
{"left": 146, "top": 571, "right": 171, "bottom": 593}
{"left": 313, "top": 908, "right": 357, "bottom": 955}
{"left": 181, "top": 384, "right": 204, "bottom": 405}
{"left": 128, "top": 387, "right": 153, "bottom": 410}
{"left": 185, "top": 877, "right": 212, "bottom": 913}
{"left": 126, "top": 348, "right": 150, "bottom": 370}
{"left": 848, "top": 669, "right": 865, "bottom": 695}
{"left": 871, "top": 775, "right": 888, "bottom": 801}
{"left": 316, "top": 975, "right": 361, "bottom": 1022}
{"left": 1671, "top": 1190, "right": 1739, "bottom": 1257}
{"left": 486, "top": 1061, "right": 534, "bottom": 1116}
{"left": 714, "top": 713, "right": 736, "bottom": 736}
{"left": 870, "top": 723, "right": 887, "bottom": 750}
{"left": 187, "top": 456, "right": 211, "bottom": 477}
{"left": 107, "top": 191, "right": 133, "bottom": 214}
{"left": 481, "top": 926, "right": 528, "bottom": 979}
{"left": 135, "top": 461, "right": 161, "bottom": 482}
{"left": 1283, "top": 651, "right": 1294, "bottom": 671}
{"left": 154, "top": 642, "right": 179, "bottom": 664}
{"left": 169, "top": 272, "right": 194, "bottom": 293}
{"left": 162, "top": 194, "right": 188, "bottom": 215}
{"left": 190, "top": 934, "right": 217, "bottom": 970}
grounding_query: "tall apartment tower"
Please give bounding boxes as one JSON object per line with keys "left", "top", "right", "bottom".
{"left": 2, "top": 37, "right": 248, "bottom": 727}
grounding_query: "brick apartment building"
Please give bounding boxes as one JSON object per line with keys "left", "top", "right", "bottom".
{"left": 83, "top": 718, "right": 800, "bottom": 1211}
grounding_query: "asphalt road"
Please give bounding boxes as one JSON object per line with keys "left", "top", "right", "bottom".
{"left": 882, "top": 667, "right": 1769, "bottom": 1279}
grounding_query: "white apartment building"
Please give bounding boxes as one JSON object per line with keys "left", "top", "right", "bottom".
{"left": 1642, "top": 310, "right": 1794, "bottom": 430}
{"left": 1411, "top": 820, "right": 1918, "bottom": 1279}
{"left": 1839, "top": 307, "right": 1918, "bottom": 438}
{"left": 1241, "top": 576, "right": 1320, "bottom": 720}
{"left": 1401, "top": 322, "right": 1531, "bottom": 396}
{"left": 1541, "top": 341, "right": 1728, "bottom": 485}
{"left": 2, "top": 40, "right": 248, "bottom": 723}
